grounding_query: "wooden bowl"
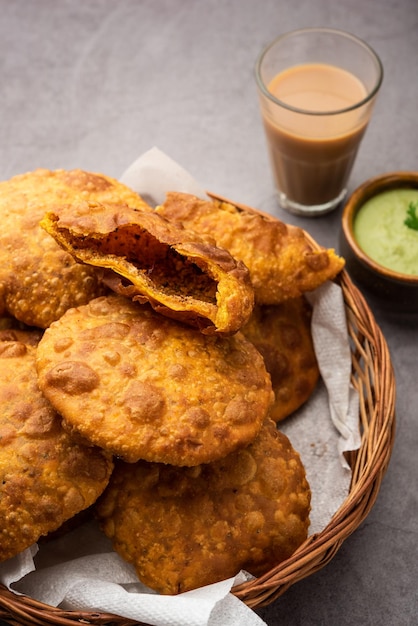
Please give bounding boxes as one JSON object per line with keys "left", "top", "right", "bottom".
{"left": 340, "top": 171, "right": 418, "bottom": 313}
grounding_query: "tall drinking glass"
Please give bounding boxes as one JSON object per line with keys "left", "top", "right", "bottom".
{"left": 255, "top": 28, "right": 383, "bottom": 216}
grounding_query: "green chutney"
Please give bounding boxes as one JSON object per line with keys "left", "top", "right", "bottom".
{"left": 353, "top": 188, "right": 418, "bottom": 276}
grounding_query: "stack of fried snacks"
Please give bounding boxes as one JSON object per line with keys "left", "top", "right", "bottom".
{"left": 0, "top": 168, "right": 345, "bottom": 594}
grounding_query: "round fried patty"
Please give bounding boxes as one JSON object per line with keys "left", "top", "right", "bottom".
{"left": 36, "top": 295, "right": 273, "bottom": 465}
{"left": 242, "top": 298, "right": 319, "bottom": 421}
{"left": 96, "top": 419, "right": 311, "bottom": 594}
{"left": 0, "top": 330, "right": 113, "bottom": 562}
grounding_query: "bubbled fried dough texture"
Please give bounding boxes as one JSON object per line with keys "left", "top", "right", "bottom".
{"left": 0, "top": 168, "right": 151, "bottom": 328}
{"left": 156, "top": 192, "right": 345, "bottom": 304}
{"left": 96, "top": 419, "right": 311, "bottom": 595}
{"left": 40, "top": 199, "right": 254, "bottom": 335}
{"left": 0, "top": 331, "right": 113, "bottom": 562}
{"left": 242, "top": 298, "right": 320, "bottom": 422}
{"left": 35, "top": 295, "right": 273, "bottom": 465}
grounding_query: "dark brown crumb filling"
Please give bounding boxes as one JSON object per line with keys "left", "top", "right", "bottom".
{"left": 68, "top": 227, "right": 218, "bottom": 302}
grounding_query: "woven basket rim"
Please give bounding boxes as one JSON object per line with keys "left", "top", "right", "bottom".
{"left": 0, "top": 200, "right": 396, "bottom": 625}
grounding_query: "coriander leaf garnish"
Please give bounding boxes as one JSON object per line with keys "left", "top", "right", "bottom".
{"left": 404, "top": 201, "right": 418, "bottom": 231}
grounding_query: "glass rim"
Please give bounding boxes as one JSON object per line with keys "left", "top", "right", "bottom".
{"left": 255, "top": 27, "right": 384, "bottom": 116}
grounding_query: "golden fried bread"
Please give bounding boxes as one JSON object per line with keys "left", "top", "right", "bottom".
{"left": 40, "top": 200, "right": 254, "bottom": 335}
{"left": 96, "top": 419, "right": 311, "bottom": 594}
{"left": 0, "top": 327, "right": 43, "bottom": 346}
{"left": 156, "top": 192, "right": 345, "bottom": 304}
{"left": 0, "top": 330, "right": 113, "bottom": 562}
{"left": 36, "top": 295, "right": 273, "bottom": 465}
{"left": 242, "top": 298, "right": 319, "bottom": 421}
{"left": 0, "top": 168, "right": 150, "bottom": 328}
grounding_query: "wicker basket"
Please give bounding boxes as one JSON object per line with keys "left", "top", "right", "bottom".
{"left": 0, "top": 205, "right": 396, "bottom": 625}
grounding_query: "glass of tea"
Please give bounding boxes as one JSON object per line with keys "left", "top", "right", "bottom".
{"left": 255, "top": 28, "right": 383, "bottom": 216}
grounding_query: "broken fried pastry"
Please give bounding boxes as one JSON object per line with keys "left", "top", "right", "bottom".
{"left": 40, "top": 199, "right": 254, "bottom": 335}
{"left": 0, "top": 168, "right": 150, "bottom": 328}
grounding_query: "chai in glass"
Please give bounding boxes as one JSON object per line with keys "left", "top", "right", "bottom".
{"left": 256, "top": 29, "right": 383, "bottom": 216}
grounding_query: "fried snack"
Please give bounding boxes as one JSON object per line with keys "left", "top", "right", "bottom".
{"left": 0, "top": 168, "right": 151, "bottom": 328}
{"left": 40, "top": 200, "right": 254, "bottom": 335}
{"left": 241, "top": 298, "right": 320, "bottom": 422}
{"left": 0, "top": 331, "right": 113, "bottom": 562}
{"left": 0, "top": 327, "right": 43, "bottom": 346}
{"left": 36, "top": 295, "right": 273, "bottom": 465}
{"left": 156, "top": 192, "right": 345, "bottom": 304}
{"left": 96, "top": 419, "right": 311, "bottom": 594}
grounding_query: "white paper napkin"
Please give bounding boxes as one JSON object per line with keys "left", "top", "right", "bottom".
{"left": 0, "top": 544, "right": 37, "bottom": 591}
{"left": 10, "top": 544, "right": 263, "bottom": 626}
{"left": 307, "top": 282, "right": 361, "bottom": 465}
{"left": 120, "top": 146, "right": 209, "bottom": 206}
{"left": 0, "top": 148, "right": 361, "bottom": 626}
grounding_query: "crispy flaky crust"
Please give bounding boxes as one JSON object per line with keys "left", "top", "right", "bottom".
{"left": 0, "top": 168, "right": 150, "bottom": 328}
{"left": 96, "top": 419, "right": 311, "bottom": 595}
{"left": 242, "top": 297, "right": 320, "bottom": 422}
{"left": 35, "top": 295, "right": 273, "bottom": 466}
{"left": 0, "top": 330, "right": 113, "bottom": 562}
{"left": 40, "top": 200, "right": 254, "bottom": 335}
{"left": 156, "top": 192, "right": 345, "bottom": 304}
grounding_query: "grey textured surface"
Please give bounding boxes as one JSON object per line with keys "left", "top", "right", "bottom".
{"left": 1, "top": 1, "right": 417, "bottom": 624}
